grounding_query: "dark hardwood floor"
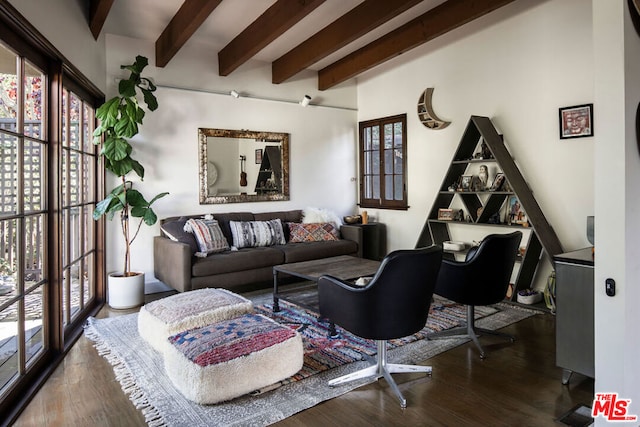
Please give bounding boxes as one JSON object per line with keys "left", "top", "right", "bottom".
{"left": 14, "top": 293, "right": 593, "bottom": 426}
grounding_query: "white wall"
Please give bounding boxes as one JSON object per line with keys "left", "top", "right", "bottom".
{"left": 593, "top": 0, "right": 640, "bottom": 422}
{"left": 104, "top": 35, "right": 358, "bottom": 278}
{"left": 7, "top": 0, "right": 107, "bottom": 92}
{"left": 356, "top": 0, "right": 594, "bottom": 289}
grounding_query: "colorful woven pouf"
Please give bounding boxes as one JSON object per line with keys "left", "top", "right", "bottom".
{"left": 137, "top": 288, "right": 253, "bottom": 354}
{"left": 164, "top": 313, "right": 303, "bottom": 404}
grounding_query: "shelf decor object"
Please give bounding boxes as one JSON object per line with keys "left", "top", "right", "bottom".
{"left": 416, "top": 116, "right": 563, "bottom": 296}
{"left": 417, "top": 88, "right": 451, "bottom": 130}
{"left": 254, "top": 146, "right": 283, "bottom": 195}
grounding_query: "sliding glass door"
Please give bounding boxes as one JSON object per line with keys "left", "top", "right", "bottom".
{"left": 0, "top": 40, "right": 48, "bottom": 394}
{"left": 61, "top": 88, "right": 98, "bottom": 327}
{"left": 0, "top": 14, "right": 103, "bottom": 414}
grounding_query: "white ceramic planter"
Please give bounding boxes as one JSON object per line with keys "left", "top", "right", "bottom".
{"left": 108, "top": 272, "right": 145, "bottom": 309}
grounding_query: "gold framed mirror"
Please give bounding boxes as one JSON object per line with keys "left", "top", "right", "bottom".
{"left": 198, "top": 128, "right": 290, "bottom": 204}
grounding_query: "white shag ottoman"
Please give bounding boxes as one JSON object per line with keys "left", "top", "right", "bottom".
{"left": 138, "top": 288, "right": 253, "bottom": 354}
{"left": 164, "top": 313, "right": 303, "bottom": 404}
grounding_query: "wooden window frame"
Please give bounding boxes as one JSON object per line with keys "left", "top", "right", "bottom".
{"left": 359, "top": 114, "right": 408, "bottom": 210}
{"left": 0, "top": 3, "right": 105, "bottom": 423}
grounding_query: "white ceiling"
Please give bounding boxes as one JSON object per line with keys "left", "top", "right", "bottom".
{"left": 101, "top": 0, "right": 447, "bottom": 71}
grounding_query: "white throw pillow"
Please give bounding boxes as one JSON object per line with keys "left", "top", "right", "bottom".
{"left": 302, "top": 207, "right": 343, "bottom": 228}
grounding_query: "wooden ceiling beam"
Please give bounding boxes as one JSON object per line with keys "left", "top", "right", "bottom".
{"left": 155, "top": 0, "right": 223, "bottom": 68}
{"left": 272, "top": 0, "right": 423, "bottom": 84}
{"left": 318, "top": 0, "right": 515, "bottom": 90}
{"left": 89, "top": 0, "right": 114, "bottom": 40}
{"left": 218, "top": 0, "right": 326, "bottom": 77}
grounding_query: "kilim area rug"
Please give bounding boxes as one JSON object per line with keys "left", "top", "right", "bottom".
{"left": 85, "top": 293, "right": 537, "bottom": 426}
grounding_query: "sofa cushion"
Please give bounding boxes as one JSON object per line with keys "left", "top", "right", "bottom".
{"left": 288, "top": 222, "right": 340, "bottom": 243}
{"left": 185, "top": 218, "right": 230, "bottom": 257}
{"left": 192, "top": 246, "right": 285, "bottom": 277}
{"left": 254, "top": 210, "right": 303, "bottom": 241}
{"left": 253, "top": 210, "right": 303, "bottom": 223}
{"left": 229, "top": 219, "right": 286, "bottom": 248}
{"left": 211, "top": 212, "right": 255, "bottom": 246}
{"left": 277, "top": 240, "right": 358, "bottom": 263}
{"left": 160, "top": 217, "right": 198, "bottom": 254}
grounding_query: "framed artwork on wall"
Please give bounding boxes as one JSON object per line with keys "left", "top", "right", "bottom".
{"left": 559, "top": 103, "right": 594, "bottom": 139}
{"left": 255, "top": 149, "right": 263, "bottom": 164}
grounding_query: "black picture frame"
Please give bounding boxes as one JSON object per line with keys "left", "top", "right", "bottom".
{"left": 460, "top": 175, "right": 472, "bottom": 191}
{"left": 255, "top": 149, "right": 263, "bottom": 164}
{"left": 559, "top": 103, "right": 594, "bottom": 139}
{"left": 490, "top": 172, "right": 505, "bottom": 191}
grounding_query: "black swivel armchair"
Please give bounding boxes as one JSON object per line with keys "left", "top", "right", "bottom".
{"left": 428, "top": 231, "right": 522, "bottom": 358}
{"left": 317, "top": 245, "right": 443, "bottom": 408}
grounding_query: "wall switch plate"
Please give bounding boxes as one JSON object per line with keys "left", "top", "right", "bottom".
{"left": 605, "top": 278, "right": 616, "bottom": 297}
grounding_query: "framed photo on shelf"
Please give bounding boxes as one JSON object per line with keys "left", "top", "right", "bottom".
{"left": 255, "top": 149, "right": 263, "bottom": 164}
{"left": 559, "top": 103, "right": 593, "bottom": 139}
{"left": 437, "top": 208, "right": 454, "bottom": 221}
{"left": 490, "top": 173, "right": 506, "bottom": 191}
{"left": 507, "top": 196, "right": 527, "bottom": 225}
{"left": 460, "top": 175, "right": 472, "bottom": 191}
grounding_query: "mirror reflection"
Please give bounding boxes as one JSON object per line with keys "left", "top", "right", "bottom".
{"left": 198, "top": 128, "right": 289, "bottom": 204}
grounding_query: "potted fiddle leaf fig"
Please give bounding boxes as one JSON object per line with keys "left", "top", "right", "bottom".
{"left": 93, "top": 55, "right": 168, "bottom": 309}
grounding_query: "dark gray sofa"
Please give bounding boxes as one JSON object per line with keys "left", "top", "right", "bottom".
{"left": 153, "top": 210, "right": 362, "bottom": 293}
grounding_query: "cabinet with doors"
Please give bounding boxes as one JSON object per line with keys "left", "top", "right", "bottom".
{"left": 416, "top": 116, "right": 563, "bottom": 297}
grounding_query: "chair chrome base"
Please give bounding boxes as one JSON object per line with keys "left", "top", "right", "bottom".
{"left": 427, "top": 305, "right": 514, "bottom": 358}
{"left": 328, "top": 340, "right": 432, "bottom": 408}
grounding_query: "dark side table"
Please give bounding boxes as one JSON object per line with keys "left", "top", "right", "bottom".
{"left": 553, "top": 247, "right": 594, "bottom": 384}
{"left": 341, "top": 222, "right": 386, "bottom": 260}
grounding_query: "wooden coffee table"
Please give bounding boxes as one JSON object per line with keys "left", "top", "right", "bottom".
{"left": 272, "top": 255, "right": 380, "bottom": 336}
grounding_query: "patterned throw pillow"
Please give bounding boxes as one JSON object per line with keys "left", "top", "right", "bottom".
{"left": 229, "top": 219, "right": 286, "bottom": 249}
{"left": 288, "top": 222, "right": 340, "bottom": 243}
{"left": 184, "top": 218, "right": 230, "bottom": 257}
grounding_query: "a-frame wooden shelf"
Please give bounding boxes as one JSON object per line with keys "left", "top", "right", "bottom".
{"left": 254, "top": 146, "right": 282, "bottom": 194}
{"left": 417, "top": 115, "right": 563, "bottom": 295}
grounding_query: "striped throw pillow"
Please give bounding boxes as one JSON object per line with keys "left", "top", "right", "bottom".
{"left": 228, "top": 219, "right": 286, "bottom": 249}
{"left": 184, "top": 218, "right": 230, "bottom": 257}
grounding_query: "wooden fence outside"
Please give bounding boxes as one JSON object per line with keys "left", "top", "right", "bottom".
{"left": 0, "top": 119, "right": 61, "bottom": 282}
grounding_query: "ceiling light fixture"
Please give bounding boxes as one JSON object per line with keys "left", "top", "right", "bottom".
{"left": 230, "top": 90, "right": 240, "bottom": 98}
{"left": 300, "top": 95, "right": 311, "bottom": 107}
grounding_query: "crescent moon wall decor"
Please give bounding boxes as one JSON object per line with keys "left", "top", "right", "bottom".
{"left": 417, "top": 88, "right": 451, "bottom": 130}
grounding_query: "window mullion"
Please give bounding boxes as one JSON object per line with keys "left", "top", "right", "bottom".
{"left": 15, "top": 56, "right": 27, "bottom": 374}
{"left": 378, "top": 123, "right": 385, "bottom": 206}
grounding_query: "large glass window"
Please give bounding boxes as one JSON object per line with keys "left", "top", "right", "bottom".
{"left": 0, "top": 12, "right": 102, "bottom": 416}
{"left": 0, "top": 41, "right": 47, "bottom": 392}
{"left": 359, "top": 114, "right": 408, "bottom": 210}
{"left": 61, "top": 89, "right": 97, "bottom": 326}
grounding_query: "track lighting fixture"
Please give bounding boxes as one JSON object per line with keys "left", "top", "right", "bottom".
{"left": 300, "top": 95, "right": 311, "bottom": 107}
